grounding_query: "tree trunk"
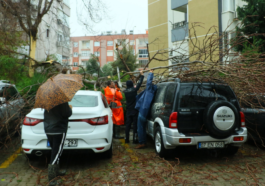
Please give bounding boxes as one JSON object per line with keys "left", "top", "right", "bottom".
{"left": 29, "top": 35, "right": 37, "bottom": 77}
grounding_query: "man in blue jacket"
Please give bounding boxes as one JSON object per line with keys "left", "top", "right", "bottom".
{"left": 134, "top": 69, "right": 157, "bottom": 149}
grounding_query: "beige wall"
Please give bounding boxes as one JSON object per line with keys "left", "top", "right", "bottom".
{"left": 188, "top": 0, "right": 220, "bottom": 62}
{"left": 148, "top": 0, "right": 169, "bottom": 69}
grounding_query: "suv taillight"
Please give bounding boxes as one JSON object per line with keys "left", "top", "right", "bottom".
{"left": 71, "top": 115, "right": 109, "bottom": 125}
{"left": 240, "top": 111, "right": 245, "bottom": 127}
{"left": 169, "top": 112, "right": 178, "bottom": 128}
{"left": 23, "top": 117, "right": 43, "bottom": 126}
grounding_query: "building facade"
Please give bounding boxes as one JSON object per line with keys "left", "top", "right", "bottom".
{"left": 70, "top": 31, "right": 148, "bottom": 71}
{"left": 148, "top": 0, "right": 246, "bottom": 68}
{"left": 34, "top": 0, "right": 71, "bottom": 64}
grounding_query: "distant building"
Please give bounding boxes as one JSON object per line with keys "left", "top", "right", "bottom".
{"left": 70, "top": 30, "right": 148, "bottom": 71}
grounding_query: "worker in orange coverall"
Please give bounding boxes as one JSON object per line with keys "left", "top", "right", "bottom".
{"left": 104, "top": 81, "right": 124, "bottom": 139}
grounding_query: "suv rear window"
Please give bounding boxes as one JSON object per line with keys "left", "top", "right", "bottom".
{"left": 179, "top": 85, "right": 235, "bottom": 108}
{"left": 69, "top": 95, "right": 98, "bottom": 107}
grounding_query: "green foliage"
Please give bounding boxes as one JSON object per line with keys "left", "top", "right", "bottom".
{"left": 16, "top": 73, "right": 49, "bottom": 97}
{"left": 0, "top": 55, "right": 49, "bottom": 97}
{"left": 101, "top": 62, "right": 114, "bottom": 76}
{"left": 234, "top": 0, "right": 265, "bottom": 53}
{"left": 0, "top": 56, "right": 27, "bottom": 84}
{"left": 86, "top": 54, "right": 101, "bottom": 76}
{"left": 112, "top": 44, "right": 137, "bottom": 75}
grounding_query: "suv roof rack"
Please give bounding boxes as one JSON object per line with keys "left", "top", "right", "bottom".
{"left": 0, "top": 80, "right": 10, "bottom": 84}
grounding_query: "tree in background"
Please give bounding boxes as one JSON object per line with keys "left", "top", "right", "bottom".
{"left": 101, "top": 62, "right": 113, "bottom": 77}
{"left": 1, "top": 0, "right": 54, "bottom": 77}
{"left": 112, "top": 44, "right": 137, "bottom": 75}
{"left": 234, "top": 0, "right": 265, "bottom": 53}
{"left": 86, "top": 54, "right": 101, "bottom": 76}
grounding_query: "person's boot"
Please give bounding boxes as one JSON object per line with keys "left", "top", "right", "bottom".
{"left": 133, "top": 133, "right": 138, "bottom": 144}
{"left": 48, "top": 164, "right": 58, "bottom": 186}
{"left": 54, "top": 164, "right": 66, "bottom": 176}
{"left": 114, "top": 125, "right": 124, "bottom": 139}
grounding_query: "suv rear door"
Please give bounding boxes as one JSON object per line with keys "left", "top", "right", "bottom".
{"left": 177, "top": 84, "right": 228, "bottom": 133}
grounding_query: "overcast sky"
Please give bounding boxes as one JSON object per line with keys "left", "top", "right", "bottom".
{"left": 70, "top": 0, "right": 148, "bottom": 37}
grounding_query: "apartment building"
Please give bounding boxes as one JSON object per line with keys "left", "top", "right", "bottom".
{"left": 33, "top": 0, "right": 71, "bottom": 63}
{"left": 70, "top": 30, "right": 148, "bottom": 71}
{"left": 148, "top": 0, "right": 246, "bottom": 68}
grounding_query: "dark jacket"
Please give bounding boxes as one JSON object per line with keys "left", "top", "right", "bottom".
{"left": 135, "top": 73, "right": 157, "bottom": 118}
{"left": 44, "top": 102, "right": 72, "bottom": 134}
{"left": 124, "top": 75, "right": 144, "bottom": 115}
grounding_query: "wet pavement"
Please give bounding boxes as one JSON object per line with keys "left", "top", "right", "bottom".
{"left": 1, "top": 132, "right": 265, "bottom": 186}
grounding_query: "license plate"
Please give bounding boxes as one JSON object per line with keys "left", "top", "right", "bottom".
{"left": 198, "top": 142, "right": 224, "bottom": 149}
{"left": 47, "top": 139, "right": 78, "bottom": 147}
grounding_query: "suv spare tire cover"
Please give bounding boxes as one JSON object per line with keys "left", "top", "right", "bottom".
{"left": 204, "top": 100, "right": 239, "bottom": 139}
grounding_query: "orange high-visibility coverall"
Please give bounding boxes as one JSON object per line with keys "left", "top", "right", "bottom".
{"left": 104, "top": 86, "right": 124, "bottom": 125}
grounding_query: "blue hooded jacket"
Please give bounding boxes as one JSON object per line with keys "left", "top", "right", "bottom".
{"left": 135, "top": 73, "right": 157, "bottom": 118}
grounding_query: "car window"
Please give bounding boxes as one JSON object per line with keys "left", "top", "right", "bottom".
{"left": 153, "top": 84, "right": 167, "bottom": 103}
{"left": 0, "top": 86, "right": 18, "bottom": 101}
{"left": 101, "top": 94, "right": 109, "bottom": 108}
{"left": 164, "top": 84, "right": 177, "bottom": 108}
{"left": 69, "top": 95, "right": 98, "bottom": 107}
{"left": 179, "top": 85, "right": 227, "bottom": 108}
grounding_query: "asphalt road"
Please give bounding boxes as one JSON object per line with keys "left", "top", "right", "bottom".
{"left": 0, "top": 132, "right": 265, "bottom": 186}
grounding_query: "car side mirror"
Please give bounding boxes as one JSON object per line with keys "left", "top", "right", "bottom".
{"left": 0, "top": 97, "right": 6, "bottom": 104}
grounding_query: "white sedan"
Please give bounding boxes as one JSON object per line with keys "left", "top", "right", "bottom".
{"left": 21, "top": 90, "right": 113, "bottom": 159}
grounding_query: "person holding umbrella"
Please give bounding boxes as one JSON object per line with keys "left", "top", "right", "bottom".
{"left": 34, "top": 74, "right": 83, "bottom": 186}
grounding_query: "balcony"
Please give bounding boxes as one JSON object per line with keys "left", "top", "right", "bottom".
{"left": 171, "top": 21, "right": 189, "bottom": 42}
{"left": 171, "top": 0, "right": 188, "bottom": 12}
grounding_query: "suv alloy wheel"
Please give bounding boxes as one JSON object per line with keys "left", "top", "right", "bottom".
{"left": 154, "top": 126, "right": 168, "bottom": 158}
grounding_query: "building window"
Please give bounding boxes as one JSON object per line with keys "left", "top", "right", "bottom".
{"left": 82, "top": 61, "right": 86, "bottom": 66}
{"left": 74, "top": 42, "right": 78, "bottom": 47}
{"left": 139, "top": 49, "right": 148, "bottom": 58}
{"left": 81, "top": 51, "right": 90, "bottom": 57}
{"left": 139, "top": 60, "right": 148, "bottom": 68}
{"left": 130, "top": 40, "right": 135, "bottom": 45}
{"left": 95, "top": 51, "right": 100, "bottom": 56}
{"left": 82, "top": 41, "right": 90, "bottom": 49}
{"left": 107, "top": 51, "right": 113, "bottom": 56}
{"left": 46, "top": 29, "right": 50, "bottom": 38}
{"left": 73, "top": 52, "right": 78, "bottom": 57}
{"left": 73, "top": 62, "right": 78, "bottom": 66}
{"left": 223, "top": 0, "right": 235, "bottom": 12}
{"left": 94, "top": 41, "right": 100, "bottom": 46}
{"left": 139, "top": 38, "right": 147, "bottom": 46}
{"left": 107, "top": 41, "right": 113, "bottom": 46}
{"left": 58, "top": 33, "right": 63, "bottom": 42}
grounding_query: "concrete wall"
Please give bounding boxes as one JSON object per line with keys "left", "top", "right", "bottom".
{"left": 188, "top": 0, "right": 219, "bottom": 62}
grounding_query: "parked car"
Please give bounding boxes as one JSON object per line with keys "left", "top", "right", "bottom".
{"left": 241, "top": 94, "right": 265, "bottom": 143}
{"left": 0, "top": 80, "right": 24, "bottom": 140}
{"left": 146, "top": 79, "right": 247, "bottom": 157}
{"left": 21, "top": 90, "right": 113, "bottom": 159}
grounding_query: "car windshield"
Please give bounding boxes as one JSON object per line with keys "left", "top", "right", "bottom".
{"left": 69, "top": 95, "right": 98, "bottom": 107}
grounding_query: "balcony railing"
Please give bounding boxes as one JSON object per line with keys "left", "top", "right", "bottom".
{"left": 172, "top": 21, "right": 188, "bottom": 30}
{"left": 171, "top": 21, "right": 189, "bottom": 42}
